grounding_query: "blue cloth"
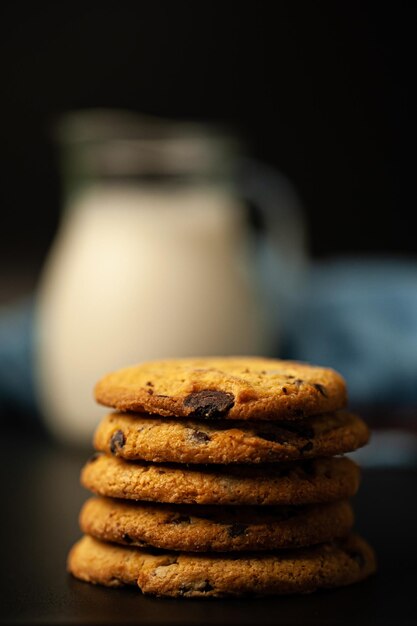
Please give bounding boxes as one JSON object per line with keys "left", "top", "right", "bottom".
{"left": 0, "top": 298, "right": 37, "bottom": 416}
{"left": 284, "top": 257, "right": 417, "bottom": 405}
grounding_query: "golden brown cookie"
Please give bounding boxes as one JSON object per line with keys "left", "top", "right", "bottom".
{"left": 81, "top": 454, "right": 360, "bottom": 506}
{"left": 94, "top": 357, "right": 347, "bottom": 421}
{"left": 68, "top": 534, "right": 376, "bottom": 597}
{"left": 68, "top": 534, "right": 140, "bottom": 587}
{"left": 80, "top": 496, "right": 354, "bottom": 552}
{"left": 94, "top": 410, "right": 369, "bottom": 464}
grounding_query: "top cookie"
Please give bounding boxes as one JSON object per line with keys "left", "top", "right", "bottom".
{"left": 94, "top": 357, "right": 347, "bottom": 421}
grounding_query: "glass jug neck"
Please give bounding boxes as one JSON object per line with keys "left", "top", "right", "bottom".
{"left": 56, "top": 109, "right": 241, "bottom": 196}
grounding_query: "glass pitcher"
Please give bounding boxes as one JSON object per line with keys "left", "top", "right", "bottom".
{"left": 34, "top": 109, "right": 307, "bottom": 446}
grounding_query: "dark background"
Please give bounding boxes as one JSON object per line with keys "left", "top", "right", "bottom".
{"left": 1, "top": 1, "right": 416, "bottom": 282}
{"left": 1, "top": 9, "right": 417, "bottom": 622}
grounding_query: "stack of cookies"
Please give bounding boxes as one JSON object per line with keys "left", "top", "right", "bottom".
{"left": 68, "top": 357, "right": 376, "bottom": 597}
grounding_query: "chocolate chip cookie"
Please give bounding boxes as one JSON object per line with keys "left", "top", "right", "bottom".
{"left": 80, "top": 497, "right": 354, "bottom": 552}
{"left": 94, "top": 357, "right": 347, "bottom": 421}
{"left": 81, "top": 454, "right": 360, "bottom": 506}
{"left": 93, "top": 410, "right": 369, "bottom": 464}
{"left": 68, "top": 533, "right": 376, "bottom": 597}
{"left": 69, "top": 355, "right": 376, "bottom": 599}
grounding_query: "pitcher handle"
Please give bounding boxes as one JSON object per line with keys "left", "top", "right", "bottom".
{"left": 237, "top": 157, "right": 309, "bottom": 341}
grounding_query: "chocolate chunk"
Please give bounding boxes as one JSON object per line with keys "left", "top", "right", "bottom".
{"left": 146, "top": 381, "right": 154, "bottom": 387}
{"left": 183, "top": 390, "right": 235, "bottom": 419}
{"left": 228, "top": 523, "right": 247, "bottom": 538}
{"left": 188, "top": 429, "right": 211, "bottom": 444}
{"left": 345, "top": 549, "right": 365, "bottom": 568}
{"left": 122, "top": 533, "right": 133, "bottom": 544}
{"left": 281, "top": 386, "right": 288, "bottom": 394}
{"left": 313, "top": 383, "right": 328, "bottom": 397}
{"left": 110, "top": 430, "right": 126, "bottom": 454}
{"left": 300, "top": 441, "right": 314, "bottom": 453}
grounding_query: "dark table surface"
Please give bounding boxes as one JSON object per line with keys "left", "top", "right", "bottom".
{"left": 1, "top": 426, "right": 417, "bottom": 626}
